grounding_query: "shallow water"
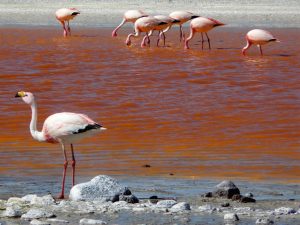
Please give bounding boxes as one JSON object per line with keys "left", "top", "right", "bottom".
{"left": 0, "top": 27, "right": 299, "bottom": 185}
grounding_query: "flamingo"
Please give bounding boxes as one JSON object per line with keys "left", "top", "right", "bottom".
{"left": 55, "top": 8, "right": 80, "bottom": 37}
{"left": 169, "top": 11, "right": 199, "bottom": 42}
{"left": 15, "top": 91, "right": 106, "bottom": 199}
{"left": 153, "top": 15, "right": 179, "bottom": 47}
{"left": 242, "top": 29, "right": 278, "bottom": 56}
{"left": 184, "top": 17, "right": 225, "bottom": 50}
{"left": 112, "top": 10, "right": 148, "bottom": 37}
{"left": 126, "top": 16, "right": 167, "bottom": 48}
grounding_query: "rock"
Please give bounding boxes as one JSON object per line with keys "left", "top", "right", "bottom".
{"left": 30, "top": 219, "right": 51, "bottom": 225}
{"left": 79, "top": 218, "right": 107, "bottom": 225}
{"left": 255, "top": 218, "right": 274, "bottom": 224}
{"left": 245, "top": 193, "right": 254, "bottom": 198}
{"left": 273, "top": 207, "right": 296, "bottom": 215}
{"left": 203, "top": 192, "right": 212, "bottom": 198}
{"left": 119, "top": 194, "right": 139, "bottom": 204}
{"left": 233, "top": 207, "right": 252, "bottom": 215}
{"left": 3, "top": 206, "right": 23, "bottom": 217}
{"left": 22, "top": 194, "right": 38, "bottom": 203}
{"left": 224, "top": 213, "right": 239, "bottom": 221}
{"left": 231, "top": 194, "right": 242, "bottom": 201}
{"left": 7, "top": 197, "right": 26, "bottom": 206}
{"left": 0, "top": 200, "right": 6, "bottom": 210}
{"left": 30, "top": 195, "right": 55, "bottom": 206}
{"left": 213, "top": 180, "right": 240, "bottom": 199}
{"left": 198, "top": 204, "right": 217, "bottom": 213}
{"left": 240, "top": 196, "right": 256, "bottom": 203}
{"left": 221, "top": 203, "right": 230, "bottom": 207}
{"left": 69, "top": 175, "right": 126, "bottom": 201}
{"left": 149, "top": 196, "right": 159, "bottom": 204}
{"left": 170, "top": 202, "right": 191, "bottom": 212}
{"left": 132, "top": 207, "right": 146, "bottom": 212}
{"left": 47, "top": 218, "right": 69, "bottom": 223}
{"left": 21, "top": 208, "right": 55, "bottom": 220}
{"left": 155, "top": 200, "right": 177, "bottom": 208}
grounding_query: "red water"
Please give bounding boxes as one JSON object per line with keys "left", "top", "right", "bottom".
{"left": 0, "top": 27, "right": 299, "bottom": 182}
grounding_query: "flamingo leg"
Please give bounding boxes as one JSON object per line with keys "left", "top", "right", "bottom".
{"left": 71, "top": 144, "right": 76, "bottom": 187}
{"left": 201, "top": 33, "right": 204, "bottom": 50}
{"left": 60, "top": 21, "right": 67, "bottom": 37}
{"left": 162, "top": 32, "right": 166, "bottom": 46}
{"left": 157, "top": 31, "right": 161, "bottom": 47}
{"left": 147, "top": 33, "right": 151, "bottom": 46}
{"left": 179, "top": 25, "right": 184, "bottom": 42}
{"left": 58, "top": 144, "right": 68, "bottom": 199}
{"left": 205, "top": 32, "right": 211, "bottom": 49}
{"left": 67, "top": 21, "right": 71, "bottom": 36}
{"left": 259, "top": 45, "right": 263, "bottom": 56}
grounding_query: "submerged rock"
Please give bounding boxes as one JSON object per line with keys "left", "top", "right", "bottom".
{"left": 213, "top": 180, "right": 240, "bottom": 199}
{"left": 170, "top": 202, "right": 191, "bottom": 212}
{"left": 30, "top": 219, "right": 51, "bottom": 225}
{"left": 256, "top": 218, "right": 274, "bottom": 224}
{"left": 21, "top": 208, "right": 55, "bottom": 220}
{"left": 69, "top": 175, "right": 126, "bottom": 201}
{"left": 155, "top": 200, "right": 177, "bottom": 208}
{"left": 224, "top": 213, "right": 239, "bottom": 221}
{"left": 3, "top": 206, "right": 23, "bottom": 218}
{"left": 198, "top": 204, "right": 218, "bottom": 213}
{"left": 273, "top": 207, "right": 296, "bottom": 215}
{"left": 30, "top": 195, "right": 55, "bottom": 206}
{"left": 79, "top": 218, "right": 107, "bottom": 225}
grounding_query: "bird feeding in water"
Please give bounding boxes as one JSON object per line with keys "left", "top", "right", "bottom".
{"left": 242, "top": 29, "right": 279, "bottom": 56}
{"left": 55, "top": 8, "right": 80, "bottom": 37}
{"left": 15, "top": 91, "right": 106, "bottom": 199}
{"left": 184, "top": 17, "right": 225, "bottom": 50}
{"left": 112, "top": 10, "right": 148, "bottom": 37}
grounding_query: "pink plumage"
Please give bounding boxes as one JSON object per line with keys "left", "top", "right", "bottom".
{"left": 55, "top": 8, "right": 80, "bottom": 37}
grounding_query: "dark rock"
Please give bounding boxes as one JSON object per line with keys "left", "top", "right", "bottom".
{"left": 142, "top": 164, "right": 151, "bottom": 168}
{"left": 213, "top": 180, "right": 240, "bottom": 199}
{"left": 119, "top": 194, "right": 139, "bottom": 204}
{"left": 169, "top": 173, "right": 174, "bottom": 176}
{"left": 203, "top": 192, "right": 212, "bottom": 198}
{"left": 245, "top": 192, "right": 254, "bottom": 198}
{"left": 221, "top": 202, "right": 230, "bottom": 207}
{"left": 240, "top": 196, "right": 256, "bottom": 203}
{"left": 149, "top": 196, "right": 159, "bottom": 204}
{"left": 111, "top": 194, "right": 119, "bottom": 203}
{"left": 122, "top": 188, "right": 131, "bottom": 195}
{"left": 231, "top": 194, "right": 242, "bottom": 201}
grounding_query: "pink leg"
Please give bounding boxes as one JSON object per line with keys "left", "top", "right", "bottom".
{"left": 71, "top": 144, "right": 76, "bottom": 187}
{"left": 201, "top": 33, "right": 204, "bottom": 50}
{"left": 157, "top": 31, "right": 160, "bottom": 47}
{"left": 179, "top": 25, "right": 183, "bottom": 42}
{"left": 67, "top": 21, "right": 71, "bottom": 36}
{"left": 58, "top": 144, "right": 68, "bottom": 199}
{"left": 205, "top": 32, "right": 211, "bottom": 49}
{"left": 259, "top": 45, "right": 263, "bottom": 56}
{"left": 162, "top": 32, "right": 166, "bottom": 46}
{"left": 60, "top": 21, "right": 67, "bottom": 37}
{"left": 141, "top": 33, "right": 149, "bottom": 48}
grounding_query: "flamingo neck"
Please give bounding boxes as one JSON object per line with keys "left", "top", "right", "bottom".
{"left": 242, "top": 40, "right": 251, "bottom": 56}
{"left": 184, "top": 27, "right": 195, "bottom": 49}
{"left": 112, "top": 18, "right": 126, "bottom": 37}
{"left": 30, "top": 101, "right": 45, "bottom": 142}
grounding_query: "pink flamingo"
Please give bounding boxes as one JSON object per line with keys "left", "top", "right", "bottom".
{"left": 15, "top": 91, "right": 106, "bottom": 199}
{"left": 126, "top": 16, "right": 167, "bottom": 48}
{"left": 55, "top": 8, "right": 80, "bottom": 37}
{"left": 169, "top": 11, "right": 199, "bottom": 42}
{"left": 184, "top": 17, "right": 225, "bottom": 50}
{"left": 242, "top": 29, "right": 278, "bottom": 56}
{"left": 112, "top": 10, "right": 148, "bottom": 37}
{"left": 153, "top": 15, "right": 179, "bottom": 46}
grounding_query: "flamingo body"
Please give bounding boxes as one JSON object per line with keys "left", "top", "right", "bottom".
{"left": 169, "top": 11, "right": 199, "bottom": 42}
{"left": 55, "top": 8, "right": 80, "bottom": 37}
{"left": 126, "top": 16, "right": 166, "bottom": 47}
{"left": 112, "top": 10, "right": 148, "bottom": 37}
{"left": 185, "top": 17, "right": 225, "bottom": 49}
{"left": 15, "top": 91, "right": 106, "bottom": 199}
{"left": 242, "top": 29, "right": 278, "bottom": 56}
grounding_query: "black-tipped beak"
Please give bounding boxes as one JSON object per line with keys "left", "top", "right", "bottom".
{"left": 15, "top": 93, "right": 21, "bottom": 97}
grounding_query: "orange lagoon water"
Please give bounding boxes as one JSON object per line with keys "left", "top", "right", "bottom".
{"left": 0, "top": 27, "right": 300, "bottom": 183}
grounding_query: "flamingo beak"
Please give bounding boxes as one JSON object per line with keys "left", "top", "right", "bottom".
{"left": 15, "top": 91, "right": 26, "bottom": 97}
{"left": 100, "top": 127, "right": 107, "bottom": 131}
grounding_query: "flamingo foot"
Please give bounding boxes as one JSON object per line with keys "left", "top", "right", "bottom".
{"left": 57, "top": 194, "right": 64, "bottom": 199}
{"left": 126, "top": 40, "right": 131, "bottom": 46}
{"left": 112, "top": 31, "right": 117, "bottom": 37}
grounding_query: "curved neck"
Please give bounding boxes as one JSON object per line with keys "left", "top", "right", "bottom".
{"left": 242, "top": 40, "right": 251, "bottom": 55}
{"left": 112, "top": 18, "right": 126, "bottom": 37}
{"left": 184, "top": 27, "right": 195, "bottom": 49}
{"left": 30, "top": 101, "right": 45, "bottom": 142}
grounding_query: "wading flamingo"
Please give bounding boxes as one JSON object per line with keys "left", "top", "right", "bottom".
{"left": 15, "top": 91, "right": 106, "bottom": 199}
{"left": 242, "top": 29, "right": 278, "bottom": 56}
{"left": 112, "top": 10, "right": 148, "bottom": 37}
{"left": 153, "top": 15, "right": 179, "bottom": 47}
{"left": 169, "top": 11, "right": 199, "bottom": 42}
{"left": 55, "top": 8, "right": 80, "bottom": 37}
{"left": 126, "top": 16, "right": 167, "bottom": 48}
{"left": 184, "top": 17, "right": 225, "bottom": 49}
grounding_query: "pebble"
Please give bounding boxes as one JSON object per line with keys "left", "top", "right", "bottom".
{"left": 22, "top": 194, "right": 38, "bottom": 203}
{"left": 47, "top": 218, "right": 70, "bottom": 223}
{"left": 79, "top": 218, "right": 107, "bottom": 225}
{"left": 170, "top": 202, "right": 191, "bottom": 212}
{"left": 30, "top": 195, "right": 55, "bottom": 206}
{"left": 255, "top": 218, "right": 274, "bottom": 224}
{"left": 273, "top": 207, "right": 296, "bottom": 215}
{"left": 198, "top": 204, "right": 217, "bottom": 213}
{"left": 155, "top": 200, "right": 177, "bottom": 208}
{"left": 21, "top": 208, "right": 55, "bottom": 220}
{"left": 30, "top": 219, "right": 51, "bottom": 225}
{"left": 3, "top": 206, "right": 23, "bottom": 217}
{"left": 224, "top": 213, "right": 239, "bottom": 221}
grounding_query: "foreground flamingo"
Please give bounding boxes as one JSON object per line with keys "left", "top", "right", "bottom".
{"left": 153, "top": 15, "right": 179, "bottom": 46}
{"left": 55, "top": 8, "right": 80, "bottom": 37}
{"left": 185, "top": 17, "right": 225, "bottom": 49}
{"left": 15, "top": 91, "right": 106, "bottom": 199}
{"left": 126, "top": 16, "right": 167, "bottom": 48}
{"left": 242, "top": 29, "right": 278, "bottom": 56}
{"left": 169, "top": 11, "right": 199, "bottom": 42}
{"left": 112, "top": 10, "right": 148, "bottom": 37}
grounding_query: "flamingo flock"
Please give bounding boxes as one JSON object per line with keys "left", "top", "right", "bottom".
{"left": 55, "top": 8, "right": 279, "bottom": 56}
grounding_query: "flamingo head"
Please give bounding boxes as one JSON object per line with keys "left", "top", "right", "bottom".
{"left": 15, "top": 91, "right": 35, "bottom": 105}
{"left": 112, "top": 30, "right": 117, "bottom": 37}
{"left": 126, "top": 39, "right": 131, "bottom": 46}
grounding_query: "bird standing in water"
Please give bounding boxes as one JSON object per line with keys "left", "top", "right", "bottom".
{"left": 242, "top": 29, "right": 278, "bottom": 56}
{"left": 15, "top": 91, "right": 106, "bottom": 199}
{"left": 184, "top": 17, "right": 225, "bottom": 49}
{"left": 112, "top": 10, "right": 148, "bottom": 37}
{"left": 55, "top": 8, "right": 80, "bottom": 37}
